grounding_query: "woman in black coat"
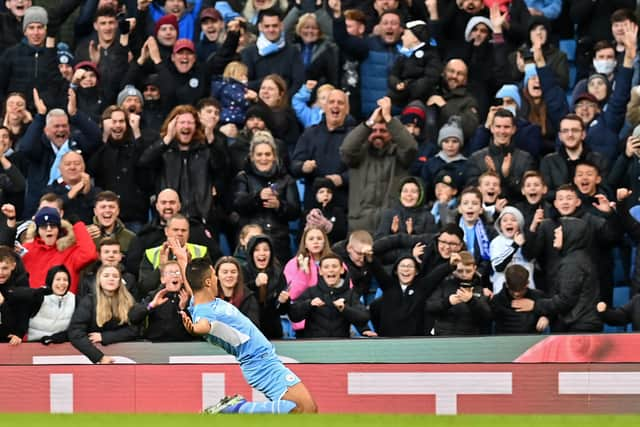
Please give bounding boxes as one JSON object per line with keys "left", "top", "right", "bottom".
{"left": 242, "top": 235, "right": 290, "bottom": 339}
{"left": 215, "top": 256, "right": 260, "bottom": 328}
{"left": 232, "top": 130, "right": 300, "bottom": 263}
{"left": 68, "top": 265, "right": 139, "bottom": 364}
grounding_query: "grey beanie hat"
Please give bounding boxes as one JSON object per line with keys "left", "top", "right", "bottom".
{"left": 495, "top": 206, "right": 525, "bottom": 235}
{"left": 23, "top": 6, "right": 48, "bottom": 32}
{"left": 437, "top": 116, "right": 464, "bottom": 147}
{"left": 117, "top": 85, "right": 144, "bottom": 107}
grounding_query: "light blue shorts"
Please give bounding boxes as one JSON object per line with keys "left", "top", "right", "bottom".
{"left": 241, "top": 354, "right": 301, "bottom": 401}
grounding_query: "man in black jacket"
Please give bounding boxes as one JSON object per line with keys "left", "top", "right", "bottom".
{"left": 241, "top": 8, "right": 304, "bottom": 95}
{"left": 514, "top": 217, "right": 603, "bottom": 332}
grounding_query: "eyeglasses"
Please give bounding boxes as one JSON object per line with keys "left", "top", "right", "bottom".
{"left": 437, "top": 240, "right": 462, "bottom": 247}
{"left": 163, "top": 271, "right": 182, "bottom": 277}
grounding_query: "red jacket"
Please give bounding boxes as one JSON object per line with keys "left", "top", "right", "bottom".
{"left": 23, "top": 221, "right": 97, "bottom": 294}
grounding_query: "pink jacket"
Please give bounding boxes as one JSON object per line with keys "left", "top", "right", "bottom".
{"left": 284, "top": 257, "right": 320, "bottom": 331}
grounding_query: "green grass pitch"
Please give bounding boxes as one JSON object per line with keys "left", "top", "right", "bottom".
{"left": 3, "top": 414, "right": 640, "bottom": 427}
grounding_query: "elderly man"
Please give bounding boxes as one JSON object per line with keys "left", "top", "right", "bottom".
{"left": 44, "top": 151, "right": 100, "bottom": 224}
{"left": 427, "top": 58, "right": 480, "bottom": 140}
{"left": 340, "top": 96, "right": 417, "bottom": 233}
{"left": 292, "top": 89, "right": 353, "bottom": 209}
{"left": 18, "top": 88, "right": 101, "bottom": 218}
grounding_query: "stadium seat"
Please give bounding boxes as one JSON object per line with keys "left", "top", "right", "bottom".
{"left": 559, "top": 39, "right": 577, "bottom": 62}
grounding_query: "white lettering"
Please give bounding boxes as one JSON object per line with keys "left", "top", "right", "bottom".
{"left": 348, "top": 372, "right": 512, "bottom": 414}
{"left": 559, "top": 372, "right": 640, "bottom": 394}
{"left": 202, "top": 373, "right": 226, "bottom": 410}
{"left": 50, "top": 374, "right": 73, "bottom": 413}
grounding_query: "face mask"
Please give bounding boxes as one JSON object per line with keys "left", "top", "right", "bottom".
{"left": 593, "top": 59, "right": 617, "bottom": 75}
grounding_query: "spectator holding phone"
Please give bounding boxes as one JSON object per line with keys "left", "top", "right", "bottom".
{"left": 426, "top": 251, "right": 492, "bottom": 336}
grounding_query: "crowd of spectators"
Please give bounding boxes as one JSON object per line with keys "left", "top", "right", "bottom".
{"left": 2, "top": 0, "right": 640, "bottom": 361}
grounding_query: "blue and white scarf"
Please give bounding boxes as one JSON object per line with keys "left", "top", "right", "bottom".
{"left": 257, "top": 31, "right": 286, "bottom": 57}
{"left": 459, "top": 217, "right": 491, "bottom": 261}
{"left": 48, "top": 140, "right": 71, "bottom": 185}
{"left": 397, "top": 42, "right": 425, "bottom": 58}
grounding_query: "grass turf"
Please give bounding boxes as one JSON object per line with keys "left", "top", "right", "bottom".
{"left": 2, "top": 414, "right": 640, "bottom": 427}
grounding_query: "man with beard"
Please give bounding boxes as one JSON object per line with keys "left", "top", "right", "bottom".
{"left": 427, "top": 58, "right": 480, "bottom": 140}
{"left": 340, "top": 96, "right": 417, "bottom": 233}
{"left": 292, "top": 89, "right": 352, "bottom": 209}
{"left": 18, "top": 88, "right": 101, "bottom": 218}
{"left": 124, "top": 188, "right": 222, "bottom": 278}
{"left": 88, "top": 106, "right": 151, "bottom": 231}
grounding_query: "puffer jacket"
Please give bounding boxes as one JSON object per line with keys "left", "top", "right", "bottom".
{"left": 232, "top": 163, "right": 300, "bottom": 263}
{"left": 22, "top": 221, "right": 97, "bottom": 294}
{"left": 289, "top": 276, "right": 369, "bottom": 338}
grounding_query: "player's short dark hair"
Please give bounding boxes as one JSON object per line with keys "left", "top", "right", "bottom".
{"left": 186, "top": 258, "right": 213, "bottom": 291}
{"left": 505, "top": 264, "right": 529, "bottom": 292}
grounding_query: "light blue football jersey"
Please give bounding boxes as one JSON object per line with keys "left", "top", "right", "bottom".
{"left": 190, "top": 298, "right": 276, "bottom": 363}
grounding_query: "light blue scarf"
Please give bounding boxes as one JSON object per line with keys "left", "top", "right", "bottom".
{"left": 459, "top": 217, "right": 491, "bottom": 261}
{"left": 48, "top": 141, "right": 71, "bottom": 185}
{"left": 397, "top": 42, "right": 425, "bottom": 58}
{"left": 257, "top": 32, "right": 286, "bottom": 57}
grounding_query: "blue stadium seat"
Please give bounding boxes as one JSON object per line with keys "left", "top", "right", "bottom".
{"left": 559, "top": 39, "right": 577, "bottom": 62}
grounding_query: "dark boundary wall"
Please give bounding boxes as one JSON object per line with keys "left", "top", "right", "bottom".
{"left": 1, "top": 363, "right": 640, "bottom": 414}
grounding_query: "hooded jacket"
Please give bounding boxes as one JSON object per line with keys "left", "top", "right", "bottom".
{"left": 533, "top": 217, "right": 603, "bottom": 332}
{"left": 375, "top": 176, "right": 438, "bottom": 238}
{"left": 242, "top": 235, "right": 289, "bottom": 339}
{"left": 22, "top": 221, "right": 97, "bottom": 294}
{"left": 373, "top": 255, "right": 437, "bottom": 337}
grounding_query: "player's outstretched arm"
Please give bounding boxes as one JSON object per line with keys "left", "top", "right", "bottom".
{"left": 181, "top": 312, "right": 211, "bottom": 336}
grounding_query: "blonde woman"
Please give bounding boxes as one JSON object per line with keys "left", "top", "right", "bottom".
{"left": 68, "top": 265, "right": 139, "bottom": 364}
{"left": 232, "top": 130, "right": 300, "bottom": 263}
